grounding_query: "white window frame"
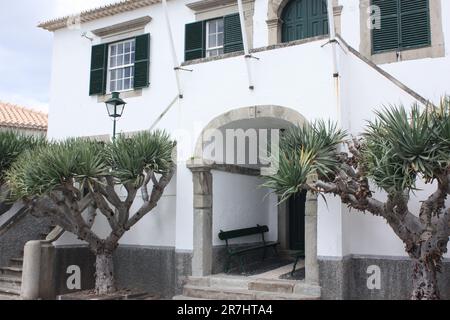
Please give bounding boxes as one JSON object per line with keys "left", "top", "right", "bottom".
{"left": 205, "top": 18, "right": 224, "bottom": 57}
{"left": 106, "top": 39, "right": 136, "bottom": 94}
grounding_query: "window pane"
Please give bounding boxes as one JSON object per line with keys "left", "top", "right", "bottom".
{"left": 118, "top": 55, "right": 124, "bottom": 66}
{"left": 110, "top": 69, "right": 116, "bottom": 80}
{"left": 117, "top": 80, "right": 123, "bottom": 91}
{"left": 217, "top": 33, "right": 224, "bottom": 46}
{"left": 110, "top": 57, "right": 116, "bottom": 68}
{"left": 124, "top": 42, "right": 131, "bottom": 53}
{"left": 118, "top": 43, "right": 124, "bottom": 54}
{"left": 131, "top": 67, "right": 135, "bottom": 77}
{"left": 217, "top": 19, "right": 224, "bottom": 33}
{"left": 110, "top": 81, "right": 116, "bottom": 92}
{"left": 124, "top": 79, "right": 131, "bottom": 90}
{"left": 208, "top": 20, "right": 217, "bottom": 33}
{"left": 209, "top": 35, "right": 217, "bottom": 48}
{"left": 131, "top": 41, "right": 136, "bottom": 52}
{"left": 117, "top": 68, "right": 124, "bottom": 79}
{"left": 131, "top": 52, "right": 135, "bottom": 63}
{"left": 111, "top": 45, "right": 117, "bottom": 56}
{"left": 124, "top": 54, "right": 130, "bottom": 65}
{"left": 124, "top": 67, "right": 131, "bottom": 78}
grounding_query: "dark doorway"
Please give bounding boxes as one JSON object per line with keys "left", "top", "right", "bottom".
{"left": 288, "top": 191, "right": 307, "bottom": 252}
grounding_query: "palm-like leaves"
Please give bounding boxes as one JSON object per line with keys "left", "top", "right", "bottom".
{"left": 107, "top": 130, "right": 175, "bottom": 186}
{"left": 7, "top": 138, "right": 108, "bottom": 199}
{"left": 362, "top": 100, "right": 450, "bottom": 191}
{"left": 0, "top": 131, "right": 45, "bottom": 184}
{"left": 262, "top": 120, "right": 345, "bottom": 201}
{"left": 263, "top": 98, "right": 450, "bottom": 199}
{"left": 6, "top": 130, "right": 175, "bottom": 199}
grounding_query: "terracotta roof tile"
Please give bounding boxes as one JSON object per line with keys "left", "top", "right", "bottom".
{"left": 0, "top": 101, "right": 48, "bottom": 131}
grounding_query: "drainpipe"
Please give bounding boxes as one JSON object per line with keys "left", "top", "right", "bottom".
{"left": 162, "top": 0, "right": 186, "bottom": 99}
{"left": 237, "top": 0, "right": 256, "bottom": 90}
{"left": 327, "top": 0, "right": 339, "bottom": 78}
{"left": 327, "top": 0, "right": 344, "bottom": 259}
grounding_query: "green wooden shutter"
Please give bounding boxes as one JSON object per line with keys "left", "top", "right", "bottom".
{"left": 185, "top": 21, "right": 205, "bottom": 61}
{"left": 399, "top": 0, "right": 430, "bottom": 49}
{"left": 308, "top": 0, "right": 329, "bottom": 37}
{"left": 134, "top": 33, "right": 150, "bottom": 89}
{"left": 89, "top": 44, "right": 107, "bottom": 96}
{"left": 372, "top": 0, "right": 400, "bottom": 53}
{"left": 223, "top": 14, "right": 244, "bottom": 54}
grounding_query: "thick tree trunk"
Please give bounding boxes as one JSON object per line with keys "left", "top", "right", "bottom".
{"left": 95, "top": 253, "right": 116, "bottom": 295}
{"left": 411, "top": 257, "right": 440, "bottom": 300}
{"left": 409, "top": 227, "right": 448, "bottom": 300}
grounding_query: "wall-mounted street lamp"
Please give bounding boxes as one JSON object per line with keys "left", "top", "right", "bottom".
{"left": 105, "top": 92, "right": 127, "bottom": 141}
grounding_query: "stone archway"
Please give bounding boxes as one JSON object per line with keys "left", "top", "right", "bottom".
{"left": 187, "top": 105, "right": 320, "bottom": 286}
{"left": 266, "top": 0, "right": 342, "bottom": 45}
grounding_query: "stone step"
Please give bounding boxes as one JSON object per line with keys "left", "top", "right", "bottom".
{"left": 248, "top": 279, "right": 297, "bottom": 294}
{"left": 0, "top": 286, "right": 20, "bottom": 296}
{"left": 184, "top": 285, "right": 256, "bottom": 300}
{"left": 0, "top": 267, "right": 22, "bottom": 277}
{"left": 9, "top": 258, "right": 23, "bottom": 268}
{"left": 186, "top": 275, "right": 250, "bottom": 290}
{"left": 254, "top": 291, "right": 320, "bottom": 300}
{"left": 0, "top": 293, "right": 21, "bottom": 300}
{"left": 0, "top": 276, "right": 22, "bottom": 291}
{"left": 183, "top": 285, "right": 319, "bottom": 301}
{"left": 172, "top": 295, "right": 210, "bottom": 300}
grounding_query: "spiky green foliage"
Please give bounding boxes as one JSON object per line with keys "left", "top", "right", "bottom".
{"left": 6, "top": 130, "right": 175, "bottom": 199}
{"left": 107, "top": 130, "right": 175, "bottom": 186}
{"left": 262, "top": 120, "right": 345, "bottom": 201}
{"left": 362, "top": 100, "right": 450, "bottom": 192}
{"left": 263, "top": 99, "right": 450, "bottom": 199}
{"left": 0, "top": 131, "right": 45, "bottom": 184}
{"left": 7, "top": 138, "right": 108, "bottom": 199}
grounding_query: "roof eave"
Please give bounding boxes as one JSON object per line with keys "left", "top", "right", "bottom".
{"left": 38, "top": 0, "right": 160, "bottom": 32}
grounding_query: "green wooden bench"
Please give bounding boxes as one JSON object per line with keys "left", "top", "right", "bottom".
{"left": 218, "top": 225, "right": 279, "bottom": 273}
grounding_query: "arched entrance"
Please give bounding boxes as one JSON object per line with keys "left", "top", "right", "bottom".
{"left": 187, "top": 105, "right": 320, "bottom": 286}
{"left": 281, "top": 0, "right": 329, "bottom": 43}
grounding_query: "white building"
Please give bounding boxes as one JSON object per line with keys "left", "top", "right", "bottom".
{"left": 37, "top": 0, "right": 450, "bottom": 299}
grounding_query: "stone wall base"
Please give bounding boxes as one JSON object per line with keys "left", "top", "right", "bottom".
{"left": 319, "top": 255, "right": 450, "bottom": 300}
{"left": 53, "top": 245, "right": 192, "bottom": 298}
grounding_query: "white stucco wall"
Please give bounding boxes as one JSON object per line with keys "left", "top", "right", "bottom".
{"left": 46, "top": 0, "right": 450, "bottom": 258}
{"left": 212, "top": 171, "right": 277, "bottom": 246}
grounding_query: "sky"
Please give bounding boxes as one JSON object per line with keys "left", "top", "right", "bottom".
{"left": 0, "top": 0, "right": 116, "bottom": 113}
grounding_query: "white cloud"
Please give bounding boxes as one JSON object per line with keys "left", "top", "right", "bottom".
{"left": 0, "top": 91, "right": 49, "bottom": 113}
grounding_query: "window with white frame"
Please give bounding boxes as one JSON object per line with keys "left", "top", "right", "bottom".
{"left": 107, "top": 39, "right": 136, "bottom": 92}
{"left": 206, "top": 18, "right": 224, "bottom": 57}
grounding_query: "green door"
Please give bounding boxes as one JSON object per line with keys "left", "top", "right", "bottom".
{"left": 288, "top": 191, "right": 307, "bottom": 252}
{"left": 281, "top": 0, "right": 329, "bottom": 43}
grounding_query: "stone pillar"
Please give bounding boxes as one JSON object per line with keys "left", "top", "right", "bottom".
{"left": 21, "top": 241, "right": 56, "bottom": 300}
{"left": 305, "top": 190, "right": 319, "bottom": 285}
{"left": 188, "top": 165, "right": 213, "bottom": 277}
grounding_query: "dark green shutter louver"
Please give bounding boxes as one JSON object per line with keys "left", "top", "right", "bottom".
{"left": 185, "top": 21, "right": 205, "bottom": 61}
{"left": 372, "top": 0, "right": 400, "bottom": 53}
{"left": 399, "top": 0, "right": 430, "bottom": 49}
{"left": 224, "top": 13, "right": 244, "bottom": 54}
{"left": 371, "top": 0, "right": 430, "bottom": 54}
{"left": 134, "top": 33, "right": 150, "bottom": 89}
{"left": 89, "top": 44, "right": 107, "bottom": 96}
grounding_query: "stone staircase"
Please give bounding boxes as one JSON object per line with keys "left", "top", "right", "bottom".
{"left": 174, "top": 274, "right": 321, "bottom": 300}
{"left": 0, "top": 226, "right": 55, "bottom": 300}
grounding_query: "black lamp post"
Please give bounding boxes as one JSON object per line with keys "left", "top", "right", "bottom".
{"left": 105, "top": 92, "right": 127, "bottom": 141}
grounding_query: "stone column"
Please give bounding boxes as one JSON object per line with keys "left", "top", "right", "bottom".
{"left": 188, "top": 165, "right": 213, "bottom": 277}
{"left": 305, "top": 190, "right": 319, "bottom": 285}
